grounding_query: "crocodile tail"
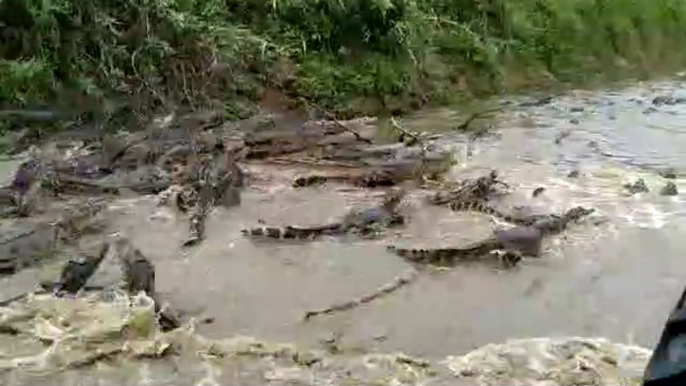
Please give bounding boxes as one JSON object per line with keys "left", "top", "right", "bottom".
{"left": 449, "top": 200, "right": 496, "bottom": 215}
{"left": 242, "top": 225, "right": 324, "bottom": 240}
{"left": 387, "top": 246, "right": 461, "bottom": 265}
{"left": 293, "top": 175, "right": 328, "bottom": 188}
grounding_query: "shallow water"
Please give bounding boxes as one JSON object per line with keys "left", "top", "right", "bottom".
{"left": 3, "top": 79, "right": 686, "bottom": 381}
{"left": 104, "top": 80, "right": 686, "bottom": 357}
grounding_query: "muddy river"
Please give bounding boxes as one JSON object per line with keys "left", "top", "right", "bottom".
{"left": 123, "top": 79, "right": 686, "bottom": 355}
{"left": 3, "top": 79, "right": 686, "bottom": 383}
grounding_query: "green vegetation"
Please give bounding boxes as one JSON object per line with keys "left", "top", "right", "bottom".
{"left": 2, "top": 0, "right": 686, "bottom": 126}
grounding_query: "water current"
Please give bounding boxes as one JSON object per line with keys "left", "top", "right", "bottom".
{"left": 3, "top": 79, "right": 686, "bottom": 384}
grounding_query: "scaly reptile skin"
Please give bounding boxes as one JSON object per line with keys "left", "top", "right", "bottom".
{"left": 109, "top": 237, "right": 156, "bottom": 296}
{"left": 448, "top": 200, "right": 528, "bottom": 224}
{"left": 428, "top": 170, "right": 505, "bottom": 206}
{"left": 243, "top": 189, "right": 406, "bottom": 240}
{"left": 292, "top": 170, "right": 398, "bottom": 189}
{"left": 388, "top": 239, "right": 520, "bottom": 267}
{"left": 387, "top": 206, "right": 594, "bottom": 267}
{"left": 450, "top": 199, "right": 595, "bottom": 229}
{"left": 183, "top": 146, "right": 245, "bottom": 247}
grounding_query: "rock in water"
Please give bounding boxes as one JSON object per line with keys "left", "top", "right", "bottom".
{"left": 0, "top": 223, "right": 59, "bottom": 273}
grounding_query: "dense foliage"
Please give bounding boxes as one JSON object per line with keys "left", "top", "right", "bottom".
{"left": 2, "top": 0, "right": 686, "bottom": 125}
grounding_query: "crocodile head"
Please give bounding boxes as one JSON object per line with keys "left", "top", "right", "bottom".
{"left": 532, "top": 206, "right": 595, "bottom": 233}
{"left": 476, "top": 169, "right": 507, "bottom": 192}
{"left": 108, "top": 236, "right": 156, "bottom": 295}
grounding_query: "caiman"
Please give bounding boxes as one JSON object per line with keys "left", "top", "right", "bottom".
{"left": 3, "top": 147, "right": 112, "bottom": 216}
{"left": 52, "top": 166, "right": 173, "bottom": 196}
{"left": 446, "top": 200, "right": 528, "bottom": 224}
{"left": 447, "top": 200, "right": 593, "bottom": 229}
{"left": 106, "top": 237, "right": 156, "bottom": 296}
{"left": 292, "top": 156, "right": 453, "bottom": 189}
{"left": 0, "top": 198, "right": 108, "bottom": 274}
{"left": 45, "top": 236, "right": 180, "bottom": 331}
{"left": 292, "top": 169, "right": 399, "bottom": 189}
{"left": 388, "top": 206, "right": 594, "bottom": 267}
{"left": 181, "top": 143, "right": 247, "bottom": 247}
{"left": 108, "top": 236, "right": 180, "bottom": 331}
{"left": 243, "top": 188, "right": 406, "bottom": 240}
{"left": 52, "top": 242, "right": 110, "bottom": 295}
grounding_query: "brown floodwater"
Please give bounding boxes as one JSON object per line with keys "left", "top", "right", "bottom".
{"left": 3, "top": 79, "right": 686, "bottom": 376}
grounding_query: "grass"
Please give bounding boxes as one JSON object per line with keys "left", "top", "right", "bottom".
{"left": 2, "top": 0, "right": 686, "bottom": 128}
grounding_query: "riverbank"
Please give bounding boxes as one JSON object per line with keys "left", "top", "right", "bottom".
{"left": 3, "top": 0, "right": 686, "bottom": 129}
